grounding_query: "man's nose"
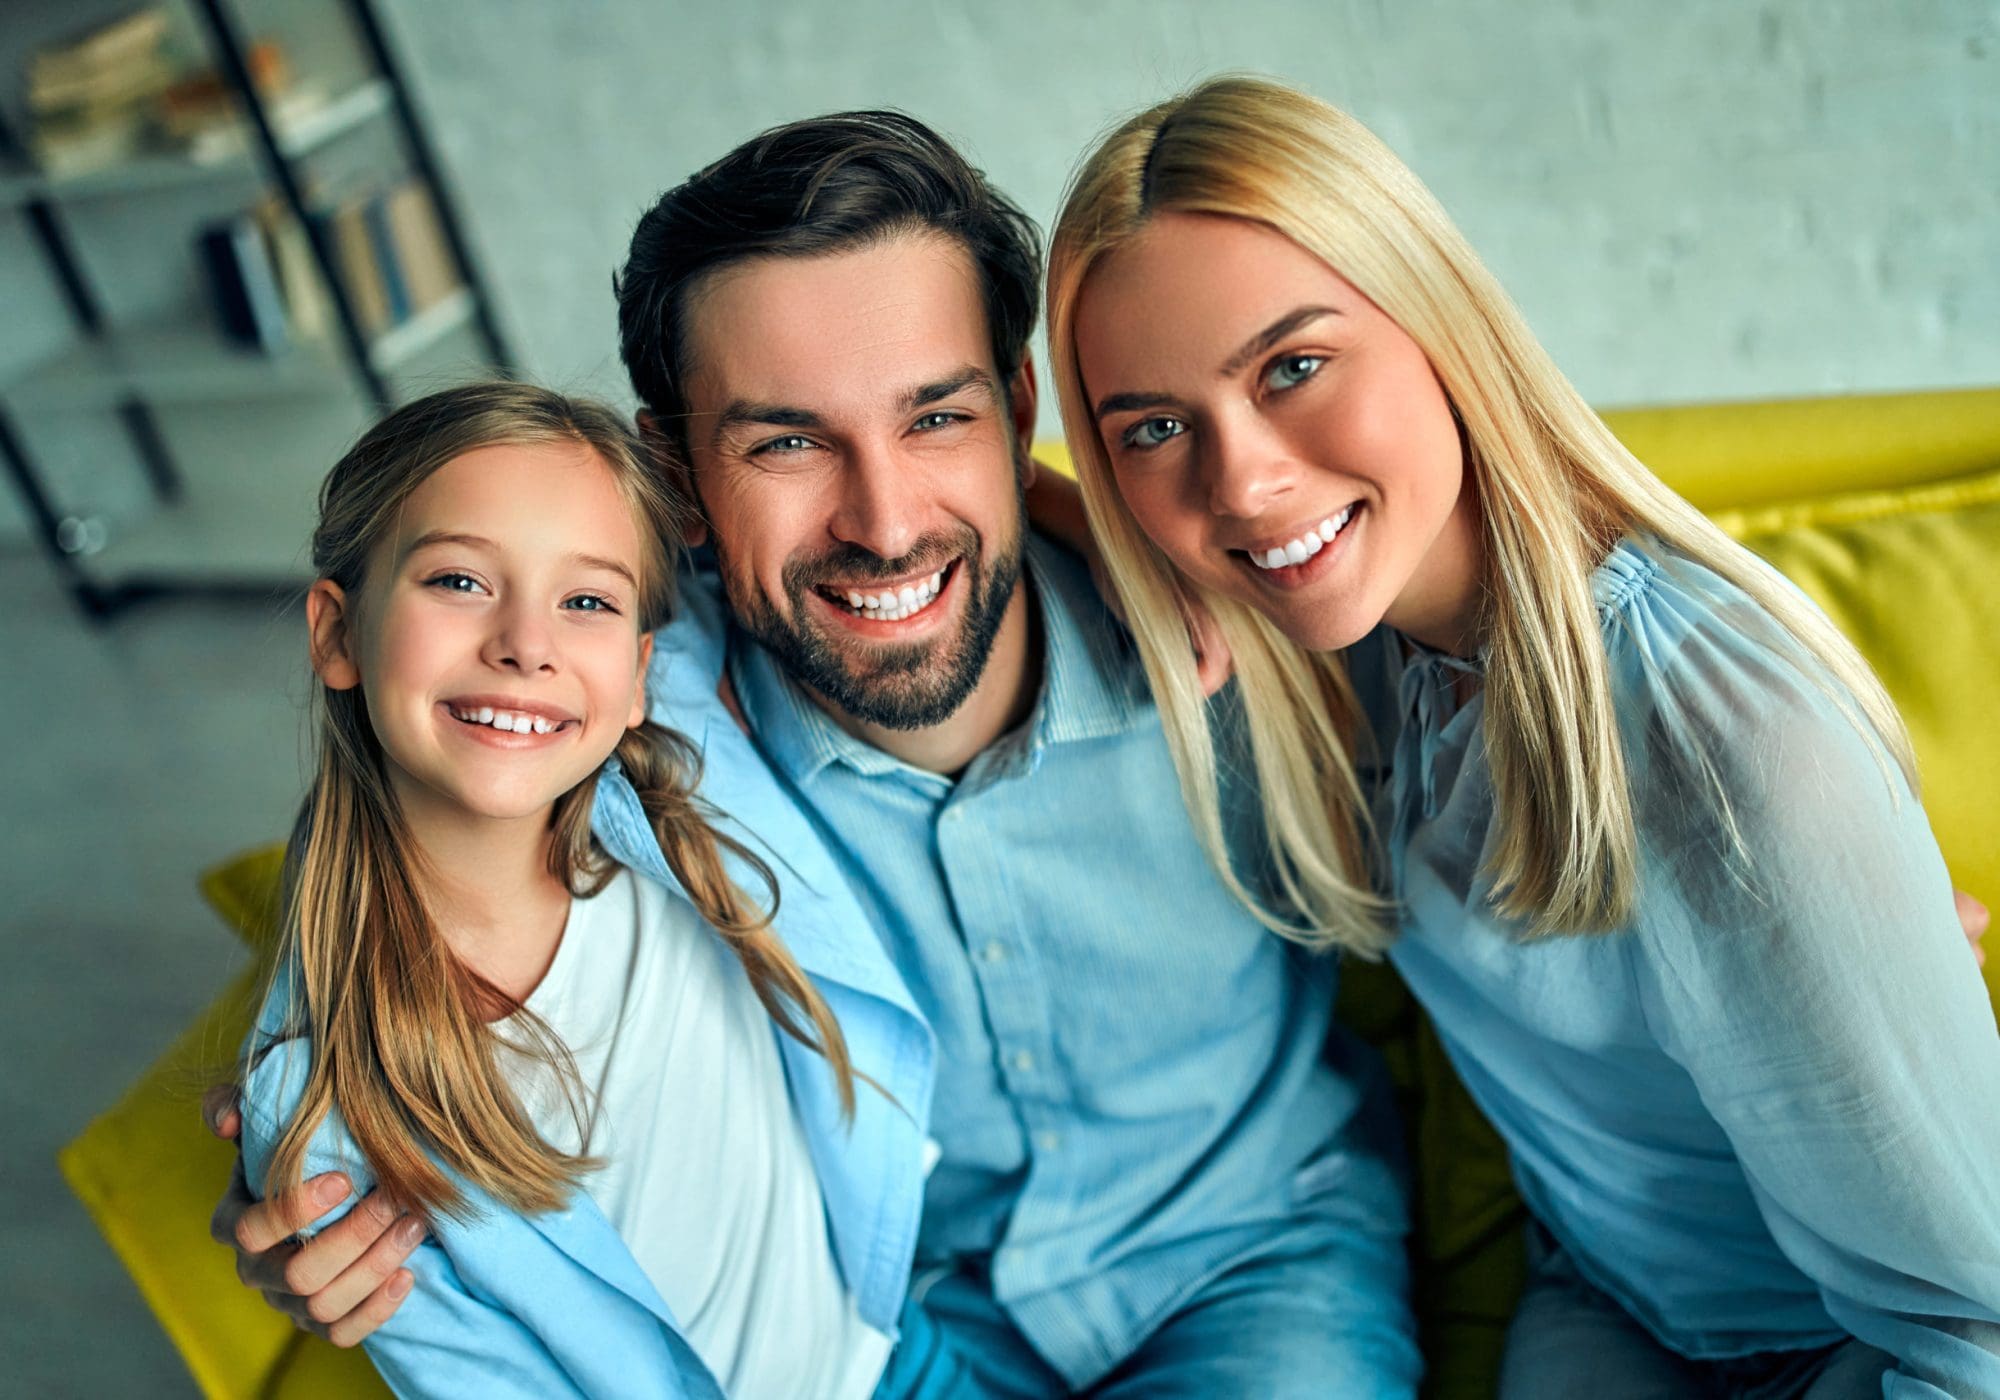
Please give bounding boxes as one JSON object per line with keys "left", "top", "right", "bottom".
{"left": 483, "top": 600, "right": 557, "bottom": 675}
{"left": 828, "top": 442, "right": 924, "bottom": 563}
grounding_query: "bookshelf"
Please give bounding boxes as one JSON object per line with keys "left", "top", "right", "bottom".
{"left": 0, "top": 0, "right": 514, "bottom": 619}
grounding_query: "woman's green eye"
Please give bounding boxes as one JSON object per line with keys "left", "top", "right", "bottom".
{"left": 1124, "top": 417, "right": 1186, "bottom": 450}
{"left": 1267, "top": 354, "right": 1325, "bottom": 391}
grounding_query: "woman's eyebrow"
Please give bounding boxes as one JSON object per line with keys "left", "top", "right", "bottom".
{"left": 1217, "top": 305, "right": 1342, "bottom": 377}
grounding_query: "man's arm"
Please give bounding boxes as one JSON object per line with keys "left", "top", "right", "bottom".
{"left": 203, "top": 1085, "right": 422, "bottom": 1347}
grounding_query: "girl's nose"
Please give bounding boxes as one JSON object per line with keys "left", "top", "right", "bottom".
{"left": 484, "top": 605, "right": 557, "bottom": 674}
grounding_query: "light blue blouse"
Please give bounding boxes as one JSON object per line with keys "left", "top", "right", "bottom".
{"left": 1376, "top": 537, "right": 2000, "bottom": 1397}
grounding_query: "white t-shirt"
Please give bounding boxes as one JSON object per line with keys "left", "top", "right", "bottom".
{"left": 503, "top": 867, "right": 891, "bottom": 1400}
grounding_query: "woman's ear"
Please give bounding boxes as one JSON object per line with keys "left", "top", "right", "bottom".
{"left": 306, "top": 580, "right": 361, "bottom": 690}
{"left": 637, "top": 410, "right": 709, "bottom": 548}
{"left": 628, "top": 631, "right": 655, "bottom": 729}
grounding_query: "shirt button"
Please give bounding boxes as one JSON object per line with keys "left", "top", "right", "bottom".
{"left": 1010, "top": 1050, "right": 1035, "bottom": 1073}
{"left": 978, "top": 941, "right": 1007, "bottom": 964}
{"left": 1035, "top": 1130, "right": 1062, "bottom": 1153}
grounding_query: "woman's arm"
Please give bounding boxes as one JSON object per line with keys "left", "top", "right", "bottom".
{"left": 1629, "top": 632, "right": 2000, "bottom": 1399}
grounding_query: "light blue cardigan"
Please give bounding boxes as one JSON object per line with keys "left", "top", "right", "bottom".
{"left": 241, "top": 573, "right": 938, "bottom": 1399}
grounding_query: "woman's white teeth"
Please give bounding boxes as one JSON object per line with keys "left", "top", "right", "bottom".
{"left": 1251, "top": 506, "right": 1356, "bottom": 571}
{"left": 842, "top": 568, "right": 946, "bottom": 621}
{"left": 454, "top": 707, "right": 559, "bottom": 734}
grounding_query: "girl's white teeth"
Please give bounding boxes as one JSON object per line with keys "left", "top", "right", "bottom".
{"left": 1251, "top": 506, "right": 1356, "bottom": 571}
{"left": 455, "top": 706, "right": 560, "bottom": 734}
{"left": 843, "top": 568, "right": 946, "bottom": 621}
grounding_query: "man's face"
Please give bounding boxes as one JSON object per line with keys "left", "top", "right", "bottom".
{"left": 678, "top": 231, "right": 1035, "bottom": 730}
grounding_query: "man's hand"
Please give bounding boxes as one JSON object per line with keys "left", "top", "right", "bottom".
{"left": 203, "top": 1085, "right": 422, "bottom": 1348}
{"left": 1956, "top": 890, "right": 1989, "bottom": 968}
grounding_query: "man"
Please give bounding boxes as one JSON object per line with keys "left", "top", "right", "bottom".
{"left": 210, "top": 109, "right": 1416, "bottom": 1396}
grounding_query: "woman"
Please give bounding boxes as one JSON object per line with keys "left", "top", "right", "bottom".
{"left": 1045, "top": 76, "right": 2000, "bottom": 1397}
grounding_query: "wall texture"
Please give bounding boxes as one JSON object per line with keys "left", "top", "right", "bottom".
{"left": 378, "top": 0, "right": 2000, "bottom": 424}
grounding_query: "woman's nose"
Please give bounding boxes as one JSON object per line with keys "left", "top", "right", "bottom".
{"left": 1204, "top": 420, "right": 1300, "bottom": 519}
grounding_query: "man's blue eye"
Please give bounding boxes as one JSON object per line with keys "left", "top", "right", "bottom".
{"left": 1267, "top": 354, "right": 1325, "bottom": 391}
{"left": 1123, "top": 417, "right": 1185, "bottom": 450}
{"left": 762, "top": 435, "right": 814, "bottom": 454}
{"left": 914, "top": 411, "right": 962, "bottom": 431}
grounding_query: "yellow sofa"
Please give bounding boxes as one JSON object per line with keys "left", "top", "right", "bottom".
{"left": 62, "top": 386, "right": 2000, "bottom": 1399}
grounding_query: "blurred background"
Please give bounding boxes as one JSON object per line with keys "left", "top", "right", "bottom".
{"left": 1, "top": 1, "right": 1994, "bottom": 1392}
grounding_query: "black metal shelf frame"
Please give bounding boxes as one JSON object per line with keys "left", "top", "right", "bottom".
{"left": 1, "top": 0, "right": 516, "bottom": 620}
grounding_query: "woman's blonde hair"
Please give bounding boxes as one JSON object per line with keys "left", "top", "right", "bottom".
{"left": 1046, "top": 76, "right": 1913, "bottom": 948}
{"left": 254, "top": 380, "right": 856, "bottom": 1223}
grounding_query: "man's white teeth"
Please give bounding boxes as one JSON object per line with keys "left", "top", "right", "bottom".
{"left": 453, "top": 707, "right": 559, "bottom": 734}
{"left": 841, "top": 568, "right": 947, "bottom": 621}
{"left": 1250, "top": 506, "right": 1356, "bottom": 571}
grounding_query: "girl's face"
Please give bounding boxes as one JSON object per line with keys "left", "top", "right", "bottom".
{"left": 1074, "top": 212, "right": 1483, "bottom": 655}
{"left": 309, "top": 441, "right": 653, "bottom": 830}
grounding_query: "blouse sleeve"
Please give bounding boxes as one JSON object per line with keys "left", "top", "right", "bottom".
{"left": 1612, "top": 551, "right": 2000, "bottom": 1400}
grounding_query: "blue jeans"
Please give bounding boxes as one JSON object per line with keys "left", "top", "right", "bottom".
{"left": 878, "top": 1225, "right": 1419, "bottom": 1399}
{"left": 1499, "top": 1224, "right": 1892, "bottom": 1400}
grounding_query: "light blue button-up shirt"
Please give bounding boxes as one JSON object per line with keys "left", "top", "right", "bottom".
{"left": 731, "top": 536, "right": 1410, "bottom": 1387}
{"left": 1375, "top": 537, "right": 2000, "bottom": 1398}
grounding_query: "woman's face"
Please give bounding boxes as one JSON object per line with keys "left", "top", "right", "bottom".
{"left": 1074, "top": 211, "right": 1482, "bottom": 654}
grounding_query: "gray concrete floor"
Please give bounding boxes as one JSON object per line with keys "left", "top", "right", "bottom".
{"left": 2, "top": 548, "right": 311, "bottom": 1397}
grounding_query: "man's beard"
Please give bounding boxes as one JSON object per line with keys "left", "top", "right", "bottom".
{"left": 714, "top": 505, "right": 1026, "bottom": 732}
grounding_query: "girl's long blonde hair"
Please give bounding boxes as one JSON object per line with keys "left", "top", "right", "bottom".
{"left": 1047, "top": 76, "right": 1913, "bottom": 948}
{"left": 254, "top": 381, "right": 856, "bottom": 1222}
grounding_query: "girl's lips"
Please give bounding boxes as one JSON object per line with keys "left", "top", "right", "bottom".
{"left": 436, "top": 701, "right": 577, "bottom": 746}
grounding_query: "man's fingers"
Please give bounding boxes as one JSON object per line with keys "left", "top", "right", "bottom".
{"left": 202, "top": 1084, "right": 242, "bottom": 1141}
{"left": 210, "top": 1158, "right": 254, "bottom": 1249}
{"left": 297, "top": 1214, "right": 426, "bottom": 1333}
{"left": 323, "top": 1269, "right": 416, "bottom": 1350}
{"left": 231, "top": 1172, "right": 354, "bottom": 1256}
{"left": 280, "top": 1193, "right": 412, "bottom": 1298}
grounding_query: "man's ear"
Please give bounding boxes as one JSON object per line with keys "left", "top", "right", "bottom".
{"left": 628, "top": 631, "right": 654, "bottom": 730}
{"left": 306, "top": 580, "right": 361, "bottom": 690}
{"left": 637, "top": 409, "right": 710, "bottom": 548}
{"left": 1007, "top": 357, "right": 1040, "bottom": 492}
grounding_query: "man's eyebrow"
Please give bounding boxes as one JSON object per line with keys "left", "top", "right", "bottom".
{"left": 900, "top": 366, "right": 997, "bottom": 413}
{"left": 711, "top": 400, "right": 826, "bottom": 447}
{"left": 1218, "top": 305, "right": 1342, "bottom": 377}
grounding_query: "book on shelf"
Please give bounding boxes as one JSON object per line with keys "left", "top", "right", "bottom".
{"left": 313, "top": 178, "right": 465, "bottom": 342}
{"left": 197, "top": 214, "right": 290, "bottom": 354}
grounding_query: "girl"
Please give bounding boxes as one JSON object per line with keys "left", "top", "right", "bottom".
{"left": 239, "top": 383, "right": 949, "bottom": 1399}
{"left": 1045, "top": 78, "right": 2000, "bottom": 1397}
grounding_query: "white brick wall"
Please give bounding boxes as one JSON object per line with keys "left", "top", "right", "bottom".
{"left": 382, "top": 0, "right": 2000, "bottom": 420}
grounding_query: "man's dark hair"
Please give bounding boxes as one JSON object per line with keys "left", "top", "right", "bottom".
{"left": 614, "top": 110, "right": 1043, "bottom": 444}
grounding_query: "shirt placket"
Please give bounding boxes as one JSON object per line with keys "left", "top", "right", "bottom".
{"left": 935, "top": 758, "right": 1068, "bottom": 1294}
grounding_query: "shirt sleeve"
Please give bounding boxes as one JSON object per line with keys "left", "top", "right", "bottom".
{"left": 1614, "top": 555, "right": 2000, "bottom": 1399}
{"left": 239, "top": 1042, "right": 590, "bottom": 1400}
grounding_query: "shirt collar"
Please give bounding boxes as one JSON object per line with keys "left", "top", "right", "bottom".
{"left": 729, "top": 534, "right": 1151, "bottom": 789}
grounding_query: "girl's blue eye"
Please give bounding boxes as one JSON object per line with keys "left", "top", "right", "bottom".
{"left": 1121, "top": 416, "right": 1186, "bottom": 451}
{"left": 1266, "top": 354, "right": 1325, "bottom": 391}
{"left": 428, "top": 572, "right": 484, "bottom": 594}
{"left": 564, "top": 594, "right": 618, "bottom": 614}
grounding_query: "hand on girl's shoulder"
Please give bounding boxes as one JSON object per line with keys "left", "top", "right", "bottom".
{"left": 238, "top": 1035, "right": 377, "bottom": 1238}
